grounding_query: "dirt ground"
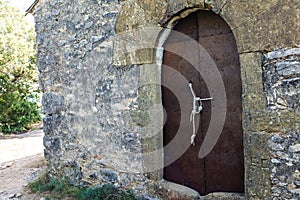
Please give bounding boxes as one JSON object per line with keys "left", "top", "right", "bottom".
{"left": 0, "top": 130, "right": 46, "bottom": 200}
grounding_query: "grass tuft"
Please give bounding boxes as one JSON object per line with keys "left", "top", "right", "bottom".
{"left": 28, "top": 171, "right": 138, "bottom": 200}
{"left": 79, "top": 184, "right": 137, "bottom": 200}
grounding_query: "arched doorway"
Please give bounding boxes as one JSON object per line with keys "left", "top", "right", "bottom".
{"left": 162, "top": 10, "right": 244, "bottom": 195}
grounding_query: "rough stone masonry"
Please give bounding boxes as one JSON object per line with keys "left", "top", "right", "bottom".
{"left": 33, "top": 0, "right": 299, "bottom": 199}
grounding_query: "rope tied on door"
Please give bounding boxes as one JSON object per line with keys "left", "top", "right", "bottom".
{"left": 188, "top": 82, "right": 213, "bottom": 145}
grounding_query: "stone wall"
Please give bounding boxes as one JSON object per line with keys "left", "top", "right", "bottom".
{"left": 263, "top": 48, "right": 300, "bottom": 114}
{"left": 240, "top": 48, "right": 300, "bottom": 199}
{"left": 35, "top": 0, "right": 300, "bottom": 199}
{"left": 269, "top": 132, "right": 300, "bottom": 199}
{"left": 263, "top": 48, "right": 300, "bottom": 199}
{"left": 35, "top": 0, "right": 155, "bottom": 197}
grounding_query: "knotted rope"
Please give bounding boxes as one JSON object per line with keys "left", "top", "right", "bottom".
{"left": 188, "top": 82, "right": 213, "bottom": 145}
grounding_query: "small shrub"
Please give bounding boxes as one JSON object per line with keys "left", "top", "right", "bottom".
{"left": 28, "top": 171, "right": 56, "bottom": 193}
{"left": 28, "top": 172, "right": 138, "bottom": 200}
{"left": 0, "top": 74, "right": 41, "bottom": 134}
{"left": 78, "top": 184, "right": 137, "bottom": 200}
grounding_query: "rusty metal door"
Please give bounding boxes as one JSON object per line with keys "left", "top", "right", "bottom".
{"left": 162, "top": 11, "right": 244, "bottom": 195}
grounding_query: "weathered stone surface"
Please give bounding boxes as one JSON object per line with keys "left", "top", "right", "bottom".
{"left": 262, "top": 47, "right": 300, "bottom": 114}
{"left": 35, "top": 0, "right": 300, "bottom": 199}
{"left": 116, "top": 0, "right": 157, "bottom": 33}
{"left": 271, "top": 134, "right": 284, "bottom": 144}
{"left": 115, "top": 0, "right": 299, "bottom": 66}
{"left": 208, "top": 0, "right": 280, "bottom": 28}
{"left": 289, "top": 144, "right": 300, "bottom": 153}
{"left": 239, "top": 50, "right": 300, "bottom": 135}
{"left": 244, "top": 132, "right": 271, "bottom": 199}
{"left": 239, "top": 52, "right": 266, "bottom": 113}
{"left": 36, "top": 0, "right": 154, "bottom": 197}
{"left": 200, "top": 192, "right": 245, "bottom": 200}
{"left": 163, "top": 0, "right": 205, "bottom": 23}
{"left": 114, "top": 0, "right": 206, "bottom": 66}
{"left": 269, "top": 132, "right": 300, "bottom": 199}
{"left": 226, "top": 0, "right": 300, "bottom": 52}
{"left": 268, "top": 141, "right": 284, "bottom": 151}
{"left": 99, "top": 168, "right": 119, "bottom": 183}
{"left": 157, "top": 180, "right": 200, "bottom": 200}
{"left": 42, "top": 92, "right": 64, "bottom": 115}
{"left": 138, "top": 64, "right": 164, "bottom": 181}
{"left": 137, "top": 0, "right": 168, "bottom": 22}
{"left": 113, "top": 27, "right": 162, "bottom": 65}
{"left": 204, "top": 0, "right": 227, "bottom": 14}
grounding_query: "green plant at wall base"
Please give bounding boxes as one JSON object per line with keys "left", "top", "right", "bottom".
{"left": 78, "top": 184, "right": 137, "bottom": 200}
{"left": 0, "top": 0, "right": 41, "bottom": 133}
{"left": 28, "top": 172, "right": 138, "bottom": 200}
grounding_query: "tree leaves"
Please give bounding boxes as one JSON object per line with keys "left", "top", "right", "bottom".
{"left": 0, "top": 0, "right": 41, "bottom": 133}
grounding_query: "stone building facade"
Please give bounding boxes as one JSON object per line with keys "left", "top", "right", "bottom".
{"left": 32, "top": 0, "right": 299, "bottom": 199}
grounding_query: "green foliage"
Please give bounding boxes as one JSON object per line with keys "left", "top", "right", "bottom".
{"left": 28, "top": 171, "right": 61, "bottom": 194}
{"left": 28, "top": 172, "right": 138, "bottom": 200}
{"left": 0, "top": 0, "right": 41, "bottom": 133}
{"left": 79, "top": 184, "right": 137, "bottom": 200}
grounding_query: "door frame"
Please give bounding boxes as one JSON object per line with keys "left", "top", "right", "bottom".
{"left": 140, "top": 8, "right": 246, "bottom": 197}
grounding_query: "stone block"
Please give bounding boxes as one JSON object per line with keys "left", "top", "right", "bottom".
{"left": 244, "top": 132, "right": 271, "bottom": 199}
{"left": 113, "top": 27, "right": 162, "bottom": 65}
{"left": 115, "top": 0, "right": 157, "bottom": 33}
{"left": 239, "top": 52, "right": 266, "bottom": 112}
{"left": 227, "top": 0, "right": 300, "bottom": 52}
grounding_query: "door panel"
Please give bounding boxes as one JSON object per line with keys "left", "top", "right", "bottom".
{"left": 162, "top": 10, "right": 244, "bottom": 195}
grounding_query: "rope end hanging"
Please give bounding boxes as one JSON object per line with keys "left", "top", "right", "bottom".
{"left": 188, "top": 82, "right": 213, "bottom": 146}
{"left": 191, "top": 135, "right": 196, "bottom": 145}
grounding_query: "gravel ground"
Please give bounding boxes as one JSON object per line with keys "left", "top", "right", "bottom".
{"left": 0, "top": 130, "right": 45, "bottom": 200}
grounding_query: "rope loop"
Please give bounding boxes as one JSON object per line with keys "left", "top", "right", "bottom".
{"left": 188, "top": 82, "right": 213, "bottom": 145}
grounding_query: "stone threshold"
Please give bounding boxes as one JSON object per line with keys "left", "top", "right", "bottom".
{"left": 158, "top": 180, "right": 245, "bottom": 200}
